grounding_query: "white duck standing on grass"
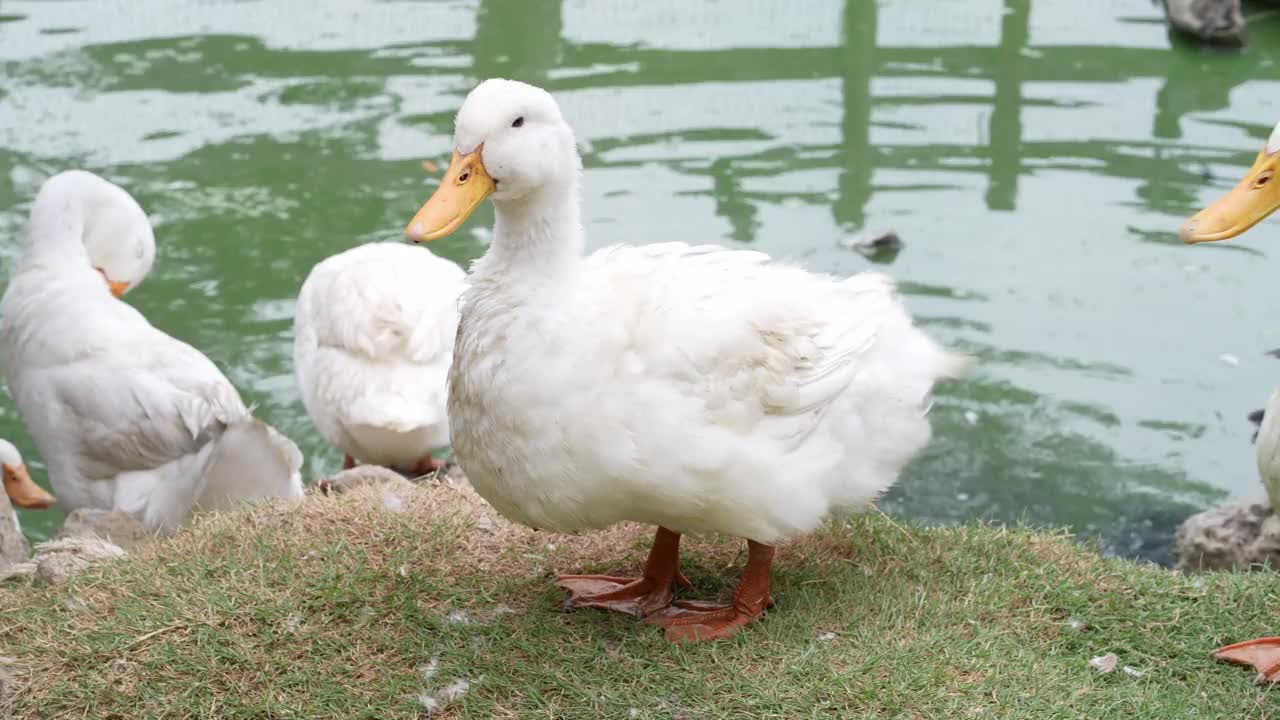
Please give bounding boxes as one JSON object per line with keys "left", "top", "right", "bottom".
{"left": 1183, "top": 119, "right": 1280, "bottom": 683}
{"left": 0, "top": 170, "right": 304, "bottom": 534}
{"left": 294, "top": 241, "right": 465, "bottom": 475}
{"left": 403, "top": 79, "right": 970, "bottom": 642}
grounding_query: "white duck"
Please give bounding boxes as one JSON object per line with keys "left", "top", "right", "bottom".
{"left": 1182, "top": 119, "right": 1280, "bottom": 683}
{"left": 0, "top": 170, "right": 304, "bottom": 534}
{"left": 403, "top": 79, "right": 969, "bottom": 642}
{"left": 294, "top": 241, "right": 464, "bottom": 474}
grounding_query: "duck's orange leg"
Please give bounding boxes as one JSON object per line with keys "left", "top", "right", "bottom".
{"left": 400, "top": 454, "right": 446, "bottom": 477}
{"left": 1215, "top": 637, "right": 1280, "bottom": 683}
{"left": 645, "top": 540, "right": 775, "bottom": 642}
{"left": 558, "top": 526, "right": 692, "bottom": 618}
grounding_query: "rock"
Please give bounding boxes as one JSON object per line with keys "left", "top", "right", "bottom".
{"left": 839, "top": 229, "right": 903, "bottom": 262}
{"left": 317, "top": 464, "right": 406, "bottom": 496}
{"left": 0, "top": 493, "right": 29, "bottom": 574}
{"left": 29, "top": 537, "right": 127, "bottom": 585}
{"left": 1162, "top": 0, "right": 1245, "bottom": 45}
{"left": 55, "top": 508, "right": 151, "bottom": 552}
{"left": 1173, "top": 498, "right": 1280, "bottom": 572}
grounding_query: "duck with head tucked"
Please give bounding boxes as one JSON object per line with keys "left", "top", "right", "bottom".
{"left": 293, "top": 241, "right": 465, "bottom": 476}
{"left": 0, "top": 171, "right": 303, "bottom": 534}
{"left": 403, "top": 79, "right": 969, "bottom": 642}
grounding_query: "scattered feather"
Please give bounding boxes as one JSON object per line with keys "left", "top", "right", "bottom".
{"left": 1220, "top": 353, "right": 1241, "bottom": 367}
{"left": 381, "top": 491, "right": 405, "bottom": 513}
{"left": 1089, "top": 653, "right": 1118, "bottom": 673}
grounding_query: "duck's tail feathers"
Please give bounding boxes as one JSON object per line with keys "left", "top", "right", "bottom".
{"left": 195, "top": 419, "right": 304, "bottom": 513}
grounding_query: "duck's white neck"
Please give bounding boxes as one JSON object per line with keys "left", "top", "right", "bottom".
{"left": 482, "top": 176, "right": 585, "bottom": 278}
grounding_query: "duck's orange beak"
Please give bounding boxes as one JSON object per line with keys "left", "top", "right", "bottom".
{"left": 96, "top": 268, "right": 130, "bottom": 298}
{"left": 1181, "top": 146, "right": 1280, "bottom": 244}
{"left": 3, "top": 463, "right": 55, "bottom": 510}
{"left": 405, "top": 147, "right": 494, "bottom": 243}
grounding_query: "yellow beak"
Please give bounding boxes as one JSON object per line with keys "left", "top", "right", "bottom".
{"left": 1181, "top": 147, "right": 1280, "bottom": 243}
{"left": 405, "top": 147, "right": 495, "bottom": 243}
{"left": 96, "top": 268, "right": 131, "bottom": 298}
{"left": 3, "top": 463, "right": 56, "bottom": 510}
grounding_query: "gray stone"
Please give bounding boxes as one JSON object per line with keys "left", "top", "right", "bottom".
{"left": 31, "top": 537, "right": 127, "bottom": 585}
{"left": 1163, "top": 0, "right": 1245, "bottom": 45}
{"left": 1173, "top": 498, "right": 1280, "bottom": 572}
{"left": 0, "top": 493, "right": 29, "bottom": 573}
{"left": 317, "top": 464, "right": 415, "bottom": 496}
{"left": 55, "top": 508, "right": 151, "bottom": 552}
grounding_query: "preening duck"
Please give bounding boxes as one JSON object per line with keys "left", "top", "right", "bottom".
{"left": 0, "top": 170, "right": 303, "bottom": 534}
{"left": 403, "top": 79, "right": 969, "bottom": 641}
{"left": 294, "top": 241, "right": 464, "bottom": 475}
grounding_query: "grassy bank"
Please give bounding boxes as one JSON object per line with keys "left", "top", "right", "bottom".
{"left": 1, "top": 477, "right": 1278, "bottom": 719}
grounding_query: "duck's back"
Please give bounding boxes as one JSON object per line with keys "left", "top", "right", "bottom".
{"left": 294, "top": 243, "right": 464, "bottom": 464}
{"left": 451, "top": 242, "right": 967, "bottom": 542}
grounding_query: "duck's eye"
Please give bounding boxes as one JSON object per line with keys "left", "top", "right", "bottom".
{"left": 512, "top": 116, "right": 525, "bottom": 128}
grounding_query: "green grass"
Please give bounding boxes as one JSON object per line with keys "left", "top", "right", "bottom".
{"left": 2, "top": 478, "right": 1279, "bottom": 719}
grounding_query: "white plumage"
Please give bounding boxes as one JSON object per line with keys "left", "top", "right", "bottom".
{"left": 406, "top": 79, "right": 969, "bottom": 640}
{"left": 451, "top": 240, "right": 966, "bottom": 542}
{"left": 293, "top": 242, "right": 464, "bottom": 470}
{"left": 0, "top": 170, "right": 303, "bottom": 534}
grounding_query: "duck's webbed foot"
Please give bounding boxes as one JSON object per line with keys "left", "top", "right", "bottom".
{"left": 1215, "top": 637, "right": 1280, "bottom": 683}
{"left": 558, "top": 527, "right": 690, "bottom": 617}
{"left": 645, "top": 540, "right": 775, "bottom": 642}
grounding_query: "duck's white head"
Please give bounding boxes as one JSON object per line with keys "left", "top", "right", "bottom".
{"left": 0, "top": 438, "right": 55, "bottom": 510}
{"left": 1181, "top": 119, "right": 1280, "bottom": 244}
{"left": 405, "top": 79, "right": 580, "bottom": 242}
{"left": 29, "top": 170, "right": 156, "bottom": 297}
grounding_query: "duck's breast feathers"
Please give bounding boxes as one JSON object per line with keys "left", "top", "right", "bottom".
{"left": 580, "top": 243, "right": 967, "bottom": 422}
{"left": 297, "top": 242, "right": 465, "bottom": 364}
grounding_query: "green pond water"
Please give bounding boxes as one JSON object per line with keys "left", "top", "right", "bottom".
{"left": 2, "top": 0, "right": 1280, "bottom": 564}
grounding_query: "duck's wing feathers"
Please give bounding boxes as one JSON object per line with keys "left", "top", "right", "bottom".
{"left": 584, "top": 243, "right": 964, "bottom": 421}
{"left": 50, "top": 337, "right": 249, "bottom": 480}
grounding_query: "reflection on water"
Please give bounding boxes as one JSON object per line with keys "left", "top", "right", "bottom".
{"left": 3, "top": 0, "right": 1280, "bottom": 564}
